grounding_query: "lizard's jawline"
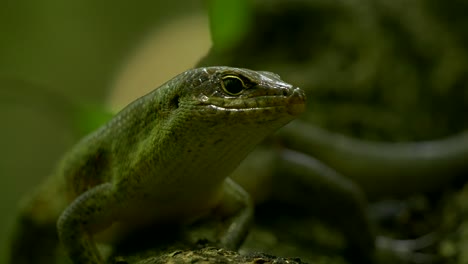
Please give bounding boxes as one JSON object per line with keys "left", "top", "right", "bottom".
{"left": 196, "top": 89, "right": 305, "bottom": 114}
{"left": 202, "top": 100, "right": 305, "bottom": 115}
{"left": 206, "top": 104, "right": 286, "bottom": 112}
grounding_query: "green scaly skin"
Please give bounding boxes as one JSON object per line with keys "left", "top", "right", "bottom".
{"left": 9, "top": 66, "right": 305, "bottom": 264}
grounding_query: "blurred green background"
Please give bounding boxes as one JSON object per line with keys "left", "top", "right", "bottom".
{"left": 0, "top": 1, "right": 212, "bottom": 262}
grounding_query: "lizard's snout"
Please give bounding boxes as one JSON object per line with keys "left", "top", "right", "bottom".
{"left": 286, "top": 87, "right": 306, "bottom": 116}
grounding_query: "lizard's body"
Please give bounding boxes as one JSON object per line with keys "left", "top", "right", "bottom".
{"left": 9, "top": 67, "right": 305, "bottom": 264}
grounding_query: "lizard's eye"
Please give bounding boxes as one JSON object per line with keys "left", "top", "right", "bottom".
{"left": 221, "top": 75, "right": 246, "bottom": 96}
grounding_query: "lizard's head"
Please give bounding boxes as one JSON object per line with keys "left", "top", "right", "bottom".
{"left": 168, "top": 66, "right": 306, "bottom": 126}
{"left": 143, "top": 67, "right": 306, "bottom": 184}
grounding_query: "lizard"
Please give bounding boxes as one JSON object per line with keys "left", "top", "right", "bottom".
{"left": 8, "top": 66, "right": 306, "bottom": 264}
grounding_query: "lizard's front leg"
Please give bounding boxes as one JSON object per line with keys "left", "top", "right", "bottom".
{"left": 230, "top": 145, "right": 375, "bottom": 263}
{"left": 57, "top": 183, "right": 117, "bottom": 264}
{"left": 218, "top": 178, "right": 254, "bottom": 250}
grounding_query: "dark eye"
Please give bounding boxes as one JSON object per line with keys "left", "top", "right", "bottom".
{"left": 221, "top": 75, "right": 245, "bottom": 95}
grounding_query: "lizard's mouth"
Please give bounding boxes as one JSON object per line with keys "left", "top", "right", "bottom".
{"left": 197, "top": 87, "right": 306, "bottom": 116}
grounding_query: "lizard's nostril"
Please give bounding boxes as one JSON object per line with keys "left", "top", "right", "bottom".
{"left": 282, "top": 89, "right": 288, "bottom": 97}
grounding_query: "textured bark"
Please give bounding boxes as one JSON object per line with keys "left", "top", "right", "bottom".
{"left": 109, "top": 246, "right": 306, "bottom": 264}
